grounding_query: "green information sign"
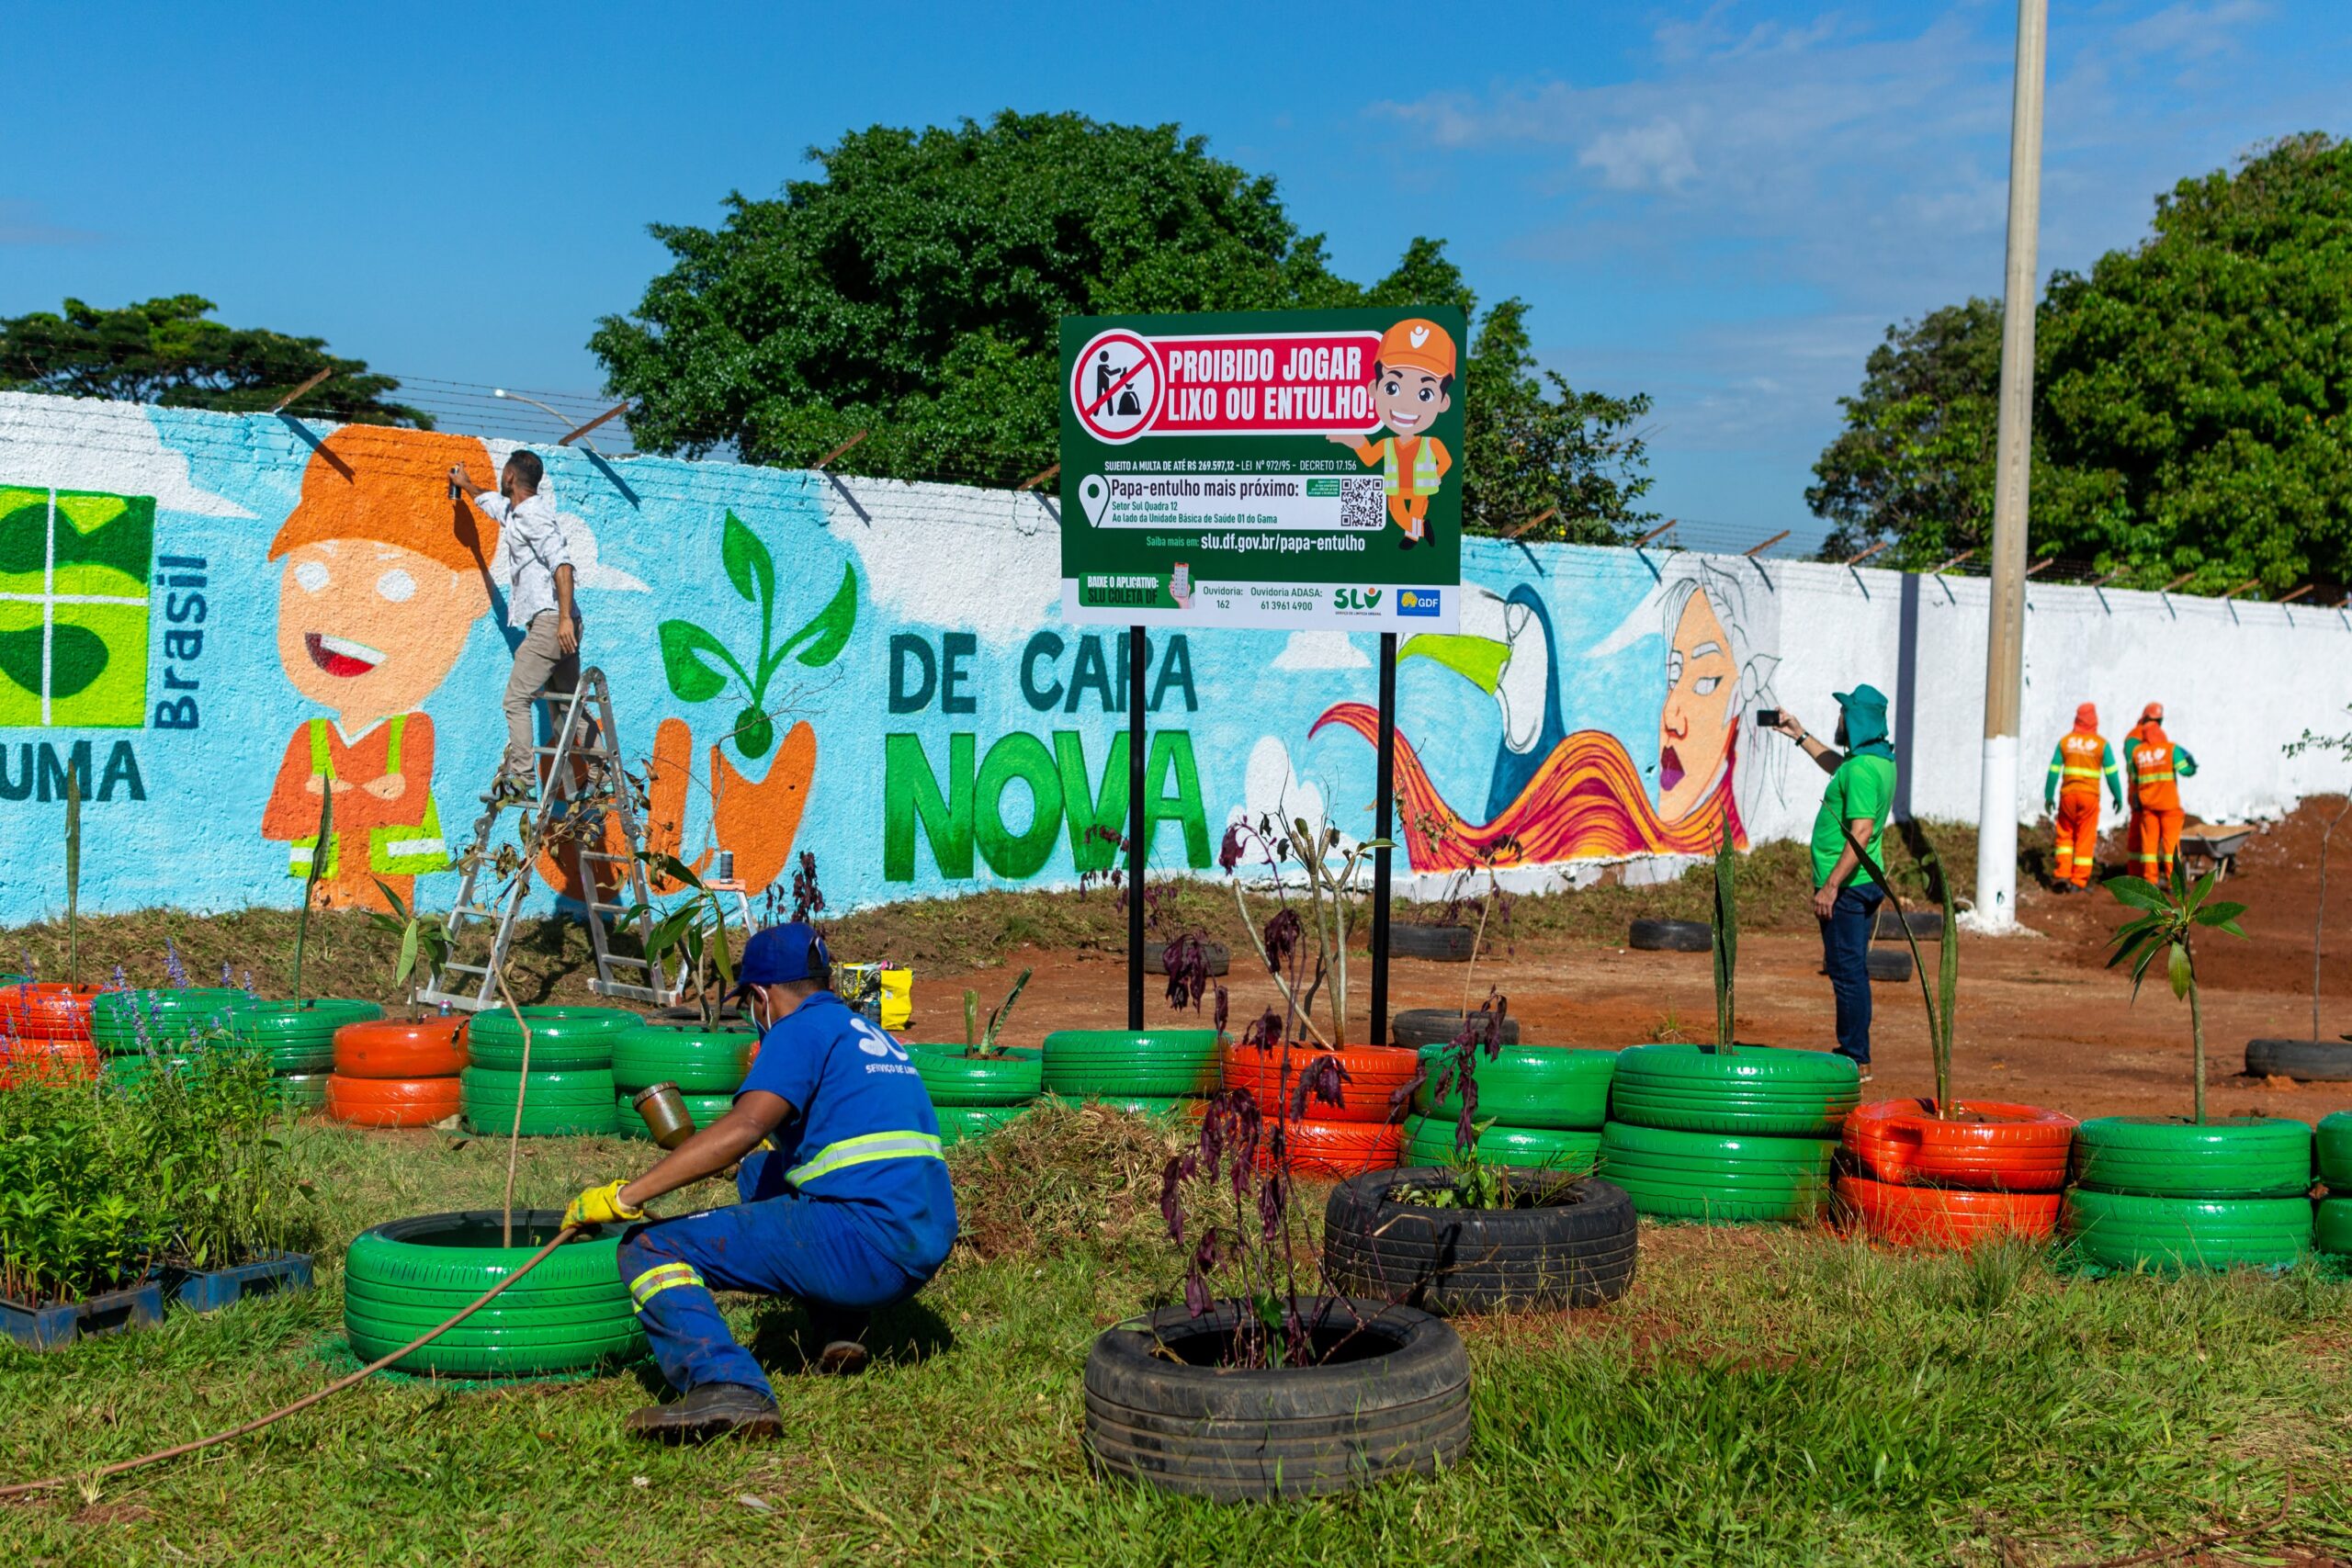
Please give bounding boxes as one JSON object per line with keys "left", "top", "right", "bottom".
{"left": 1057, "top": 306, "right": 1464, "bottom": 632}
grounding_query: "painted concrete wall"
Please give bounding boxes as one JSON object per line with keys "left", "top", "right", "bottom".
{"left": 2, "top": 389, "right": 2346, "bottom": 923}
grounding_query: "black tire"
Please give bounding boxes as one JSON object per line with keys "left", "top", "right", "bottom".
{"left": 1389, "top": 925, "right": 1476, "bottom": 962}
{"left": 1628, "top": 919, "right": 1711, "bottom": 953}
{"left": 1143, "top": 941, "right": 1230, "bottom": 976}
{"left": 2245, "top": 1037, "right": 2352, "bottom": 1082}
{"left": 1082, "top": 1297, "right": 1470, "bottom": 1501}
{"left": 1873, "top": 908, "right": 1942, "bottom": 942}
{"left": 1867, "top": 947, "right": 1914, "bottom": 983}
{"left": 1390, "top": 1008, "right": 1524, "bottom": 1049}
{"left": 1323, "top": 1168, "right": 1636, "bottom": 1313}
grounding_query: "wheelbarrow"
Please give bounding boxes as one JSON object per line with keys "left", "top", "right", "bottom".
{"left": 2177, "top": 823, "right": 2256, "bottom": 880}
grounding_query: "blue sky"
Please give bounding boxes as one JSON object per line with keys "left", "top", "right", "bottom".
{"left": 5, "top": 1, "right": 2345, "bottom": 542}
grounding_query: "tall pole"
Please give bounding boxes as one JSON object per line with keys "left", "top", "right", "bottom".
{"left": 1971, "top": 0, "right": 2048, "bottom": 933}
{"left": 1369, "top": 633, "right": 1396, "bottom": 1048}
{"left": 1127, "top": 625, "right": 1147, "bottom": 1029}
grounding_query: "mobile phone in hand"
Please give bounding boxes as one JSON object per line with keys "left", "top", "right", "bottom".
{"left": 1757, "top": 707, "right": 1783, "bottom": 728}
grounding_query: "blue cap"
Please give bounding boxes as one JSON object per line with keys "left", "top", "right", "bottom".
{"left": 731, "top": 922, "right": 831, "bottom": 995}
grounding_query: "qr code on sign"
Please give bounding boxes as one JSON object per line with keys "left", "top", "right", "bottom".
{"left": 1339, "top": 476, "right": 1385, "bottom": 530}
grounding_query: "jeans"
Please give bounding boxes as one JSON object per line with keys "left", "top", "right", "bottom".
{"left": 501, "top": 611, "right": 579, "bottom": 778}
{"left": 1819, "top": 882, "right": 1885, "bottom": 1065}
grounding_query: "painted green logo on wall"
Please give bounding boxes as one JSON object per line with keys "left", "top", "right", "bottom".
{"left": 0, "top": 485, "right": 154, "bottom": 728}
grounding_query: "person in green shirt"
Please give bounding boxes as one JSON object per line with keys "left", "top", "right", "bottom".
{"left": 1770, "top": 685, "right": 1898, "bottom": 1080}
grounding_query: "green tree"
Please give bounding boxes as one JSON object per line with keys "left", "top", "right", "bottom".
{"left": 0, "top": 295, "right": 426, "bottom": 425}
{"left": 594, "top": 111, "right": 1655, "bottom": 534}
{"left": 1810, "top": 134, "right": 2352, "bottom": 587}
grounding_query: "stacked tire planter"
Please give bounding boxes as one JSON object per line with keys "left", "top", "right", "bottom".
{"left": 224, "top": 998, "right": 385, "bottom": 1111}
{"left": 2062, "top": 1116, "right": 2315, "bottom": 1271}
{"left": 1838, "top": 1099, "right": 2076, "bottom": 1247}
{"left": 1323, "top": 1167, "right": 1638, "bottom": 1313}
{"left": 328, "top": 1017, "right": 469, "bottom": 1128}
{"left": 910, "top": 1043, "right": 1042, "bottom": 1145}
{"left": 0, "top": 981, "right": 102, "bottom": 1085}
{"left": 610, "top": 1021, "right": 756, "bottom": 1139}
{"left": 1040, "top": 1029, "right": 1219, "bottom": 1120}
{"left": 459, "top": 1006, "right": 641, "bottom": 1137}
{"left": 2319, "top": 1112, "right": 2352, "bottom": 1258}
{"left": 1598, "top": 1044, "right": 1858, "bottom": 1223}
{"left": 1223, "top": 1043, "right": 1418, "bottom": 1179}
{"left": 1401, "top": 1043, "right": 1615, "bottom": 1176}
{"left": 343, "top": 1209, "right": 645, "bottom": 1376}
{"left": 90, "top": 987, "right": 253, "bottom": 1087}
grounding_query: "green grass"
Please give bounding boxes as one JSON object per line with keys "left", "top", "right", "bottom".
{"left": 2, "top": 1103, "right": 2346, "bottom": 1565}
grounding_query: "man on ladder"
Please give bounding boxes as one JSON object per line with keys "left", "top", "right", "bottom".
{"left": 448, "top": 451, "right": 578, "bottom": 805}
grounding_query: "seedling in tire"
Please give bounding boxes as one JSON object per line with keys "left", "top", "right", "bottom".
{"left": 1711, "top": 817, "right": 1737, "bottom": 1054}
{"left": 366, "top": 880, "right": 453, "bottom": 1021}
{"left": 961, "top": 967, "right": 1032, "bottom": 1058}
{"left": 2104, "top": 863, "right": 2247, "bottom": 1124}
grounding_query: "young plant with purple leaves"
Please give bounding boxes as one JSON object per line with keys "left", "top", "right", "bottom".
{"left": 1220, "top": 805, "right": 1390, "bottom": 1049}
{"left": 1388, "top": 993, "right": 1523, "bottom": 1210}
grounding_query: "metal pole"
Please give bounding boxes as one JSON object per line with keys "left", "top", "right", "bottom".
{"left": 1970, "top": 0, "right": 2048, "bottom": 934}
{"left": 1370, "top": 633, "right": 1397, "bottom": 1048}
{"left": 1127, "top": 625, "right": 1147, "bottom": 1030}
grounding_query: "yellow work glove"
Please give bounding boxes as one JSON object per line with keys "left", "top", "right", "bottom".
{"left": 563, "top": 1179, "right": 646, "bottom": 1229}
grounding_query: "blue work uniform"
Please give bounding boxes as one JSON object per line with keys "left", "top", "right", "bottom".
{"left": 615, "top": 990, "right": 956, "bottom": 1397}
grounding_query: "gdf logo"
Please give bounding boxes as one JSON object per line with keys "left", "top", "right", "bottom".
{"left": 1335, "top": 588, "right": 1383, "bottom": 610}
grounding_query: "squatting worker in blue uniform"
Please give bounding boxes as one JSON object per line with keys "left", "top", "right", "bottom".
{"left": 561, "top": 922, "right": 956, "bottom": 1443}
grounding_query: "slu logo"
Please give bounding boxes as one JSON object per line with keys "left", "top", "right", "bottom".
{"left": 1334, "top": 588, "right": 1383, "bottom": 611}
{"left": 1397, "top": 589, "right": 1442, "bottom": 617}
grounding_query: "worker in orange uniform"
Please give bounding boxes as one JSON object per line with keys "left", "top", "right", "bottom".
{"left": 2125, "top": 703, "right": 2199, "bottom": 884}
{"left": 2043, "top": 703, "right": 2123, "bottom": 892}
{"left": 1328, "top": 318, "right": 1456, "bottom": 549}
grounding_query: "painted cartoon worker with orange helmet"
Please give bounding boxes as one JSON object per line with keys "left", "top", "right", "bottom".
{"left": 1328, "top": 318, "right": 1456, "bottom": 550}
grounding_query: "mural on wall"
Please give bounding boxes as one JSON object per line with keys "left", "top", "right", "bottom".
{"left": 1314, "top": 555, "right": 1785, "bottom": 869}
{"left": 0, "top": 484, "right": 155, "bottom": 730}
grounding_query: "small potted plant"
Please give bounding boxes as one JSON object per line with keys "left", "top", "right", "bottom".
{"left": 1083, "top": 1069, "right": 1471, "bottom": 1500}
{"left": 1323, "top": 998, "right": 1637, "bottom": 1313}
{"left": 909, "top": 968, "right": 1041, "bottom": 1144}
{"left": 2064, "top": 865, "right": 2313, "bottom": 1270}
{"left": 1040, "top": 837, "right": 1224, "bottom": 1111}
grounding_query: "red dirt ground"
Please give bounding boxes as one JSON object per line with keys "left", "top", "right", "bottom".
{"left": 927, "top": 801, "right": 2352, "bottom": 1127}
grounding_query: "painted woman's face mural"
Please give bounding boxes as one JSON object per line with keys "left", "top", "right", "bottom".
{"left": 1658, "top": 586, "right": 1738, "bottom": 822}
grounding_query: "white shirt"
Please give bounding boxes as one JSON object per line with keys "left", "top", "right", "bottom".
{"left": 477, "top": 491, "right": 573, "bottom": 629}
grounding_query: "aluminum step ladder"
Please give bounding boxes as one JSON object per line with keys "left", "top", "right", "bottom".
{"left": 416, "top": 666, "right": 679, "bottom": 1011}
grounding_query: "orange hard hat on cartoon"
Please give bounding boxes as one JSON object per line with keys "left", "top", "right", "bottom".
{"left": 1374, "top": 319, "right": 1457, "bottom": 379}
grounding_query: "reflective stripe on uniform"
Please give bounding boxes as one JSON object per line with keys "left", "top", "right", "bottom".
{"left": 785, "top": 1130, "right": 945, "bottom": 1188}
{"left": 628, "top": 1261, "right": 705, "bottom": 1311}
{"left": 1379, "top": 436, "right": 1443, "bottom": 498}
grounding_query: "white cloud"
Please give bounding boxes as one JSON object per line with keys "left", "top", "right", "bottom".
{"left": 1270, "top": 630, "right": 1371, "bottom": 671}
{"left": 1578, "top": 118, "right": 1700, "bottom": 191}
{"left": 0, "top": 394, "right": 253, "bottom": 516}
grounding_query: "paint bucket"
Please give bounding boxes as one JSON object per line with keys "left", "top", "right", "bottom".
{"left": 629, "top": 1082, "right": 698, "bottom": 1149}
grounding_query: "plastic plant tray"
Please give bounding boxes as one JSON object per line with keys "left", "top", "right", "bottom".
{"left": 173, "top": 1250, "right": 315, "bottom": 1314}
{"left": 0, "top": 1280, "right": 166, "bottom": 1350}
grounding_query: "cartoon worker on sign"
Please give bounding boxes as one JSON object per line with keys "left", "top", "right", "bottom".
{"left": 1328, "top": 318, "right": 1456, "bottom": 550}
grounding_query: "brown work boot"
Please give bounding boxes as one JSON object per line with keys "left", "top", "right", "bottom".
{"left": 625, "top": 1382, "right": 781, "bottom": 1444}
{"left": 815, "top": 1339, "right": 870, "bottom": 1376}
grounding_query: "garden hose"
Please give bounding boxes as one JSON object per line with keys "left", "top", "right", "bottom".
{"left": 0, "top": 1224, "right": 586, "bottom": 1499}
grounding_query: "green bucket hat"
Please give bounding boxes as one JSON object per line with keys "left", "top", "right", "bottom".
{"left": 1834, "top": 683, "right": 1892, "bottom": 750}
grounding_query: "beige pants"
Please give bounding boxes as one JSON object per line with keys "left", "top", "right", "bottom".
{"left": 502, "top": 612, "right": 580, "bottom": 778}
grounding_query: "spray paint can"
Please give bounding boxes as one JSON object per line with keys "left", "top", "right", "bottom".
{"left": 630, "top": 1082, "right": 698, "bottom": 1149}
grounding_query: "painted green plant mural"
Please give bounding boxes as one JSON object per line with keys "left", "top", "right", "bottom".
{"left": 0, "top": 485, "right": 154, "bottom": 728}
{"left": 657, "top": 511, "right": 855, "bottom": 758}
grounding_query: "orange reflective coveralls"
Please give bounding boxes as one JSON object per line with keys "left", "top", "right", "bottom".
{"left": 2126, "top": 725, "right": 2199, "bottom": 884}
{"left": 2044, "top": 705, "right": 2121, "bottom": 887}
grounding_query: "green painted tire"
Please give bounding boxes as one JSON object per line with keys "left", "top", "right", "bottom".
{"left": 2316, "top": 1197, "right": 2351, "bottom": 1257}
{"left": 101, "top": 1054, "right": 198, "bottom": 1089}
{"left": 343, "top": 1210, "right": 644, "bottom": 1375}
{"left": 1409, "top": 1044, "right": 1614, "bottom": 1130}
{"left": 1041, "top": 1093, "right": 1197, "bottom": 1119}
{"left": 273, "top": 1072, "right": 330, "bottom": 1111}
{"left": 910, "top": 1044, "right": 1044, "bottom": 1105}
{"left": 2062, "top": 1188, "right": 2312, "bottom": 1271}
{"left": 1608, "top": 1043, "right": 1860, "bottom": 1136}
{"left": 459, "top": 1066, "right": 619, "bottom": 1136}
{"left": 608, "top": 1024, "right": 754, "bottom": 1093}
{"left": 1041, "top": 1029, "right": 1219, "bottom": 1098}
{"left": 90, "top": 988, "right": 251, "bottom": 1053}
{"left": 1597, "top": 1121, "right": 1835, "bottom": 1223}
{"left": 225, "top": 999, "right": 383, "bottom": 1072}
{"left": 613, "top": 1091, "right": 735, "bottom": 1139}
{"left": 2071, "top": 1117, "right": 2313, "bottom": 1199}
{"left": 464, "top": 1007, "right": 639, "bottom": 1071}
{"left": 939, "top": 1104, "right": 1028, "bottom": 1145}
{"left": 1400, "top": 1114, "right": 1601, "bottom": 1173}
{"left": 2317, "top": 1112, "right": 2352, "bottom": 1190}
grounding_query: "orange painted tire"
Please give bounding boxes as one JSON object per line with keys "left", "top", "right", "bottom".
{"left": 0, "top": 1034, "right": 99, "bottom": 1087}
{"left": 0, "top": 982, "right": 102, "bottom": 1042}
{"left": 1259, "top": 1120, "right": 1403, "bottom": 1179}
{"left": 327, "top": 1074, "right": 465, "bottom": 1127}
{"left": 1837, "top": 1175, "right": 2063, "bottom": 1247}
{"left": 1842, "top": 1099, "right": 2076, "bottom": 1191}
{"left": 334, "top": 1019, "right": 469, "bottom": 1079}
{"left": 1220, "top": 1043, "right": 1418, "bottom": 1124}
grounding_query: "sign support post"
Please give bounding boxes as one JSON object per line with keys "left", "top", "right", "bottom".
{"left": 1369, "top": 632, "right": 1397, "bottom": 1048}
{"left": 1127, "top": 624, "right": 1148, "bottom": 1030}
